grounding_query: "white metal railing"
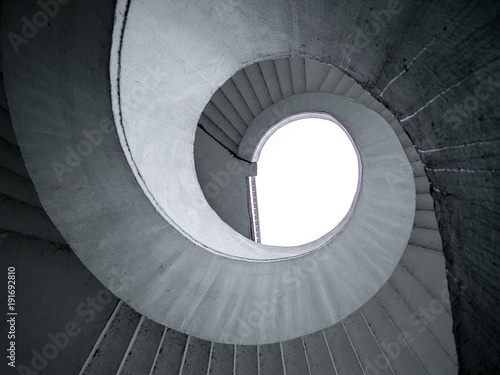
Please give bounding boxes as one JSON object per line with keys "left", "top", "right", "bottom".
{"left": 248, "top": 176, "right": 261, "bottom": 243}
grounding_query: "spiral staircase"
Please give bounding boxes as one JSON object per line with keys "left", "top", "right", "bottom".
{"left": 1, "top": 0, "right": 499, "bottom": 374}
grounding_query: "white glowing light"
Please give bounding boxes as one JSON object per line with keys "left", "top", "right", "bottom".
{"left": 256, "top": 117, "right": 359, "bottom": 246}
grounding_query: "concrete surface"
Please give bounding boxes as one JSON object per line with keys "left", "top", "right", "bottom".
{"left": 194, "top": 128, "right": 254, "bottom": 239}
{"left": 1, "top": 0, "right": 417, "bottom": 345}
{"left": 2, "top": 0, "right": 497, "bottom": 372}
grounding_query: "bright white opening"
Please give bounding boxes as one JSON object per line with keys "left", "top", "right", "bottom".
{"left": 255, "top": 117, "right": 359, "bottom": 246}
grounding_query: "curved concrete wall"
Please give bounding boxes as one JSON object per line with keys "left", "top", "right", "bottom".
{"left": 194, "top": 129, "right": 254, "bottom": 239}
{"left": 4, "top": 0, "right": 412, "bottom": 343}
{"left": 2, "top": 0, "right": 499, "bottom": 372}
{"left": 0, "top": 0, "right": 416, "bottom": 345}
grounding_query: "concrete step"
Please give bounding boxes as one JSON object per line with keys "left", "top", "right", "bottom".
{"left": 259, "top": 60, "right": 283, "bottom": 103}
{"left": 323, "top": 322, "right": 363, "bottom": 375}
{"left": 333, "top": 74, "right": 354, "bottom": 95}
{"left": 400, "top": 245, "right": 452, "bottom": 314}
{"left": 357, "top": 90, "right": 377, "bottom": 108}
{"left": 361, "top": 298, "right": 427, "bottom": 375}
{"left": 280, "top": 337, "right": 309, "bottom": 375}
{"left": 203, "top": 101, "right": 243, "bottom": 142}
{"left": 148, "top": 328, "right": 167, "bottom": 374}
{"left": 0, "top": 136, "right": 30, "bottom": 178}
{"left": 380, "top": 108, "right": 396, "bottom": 124}
{"left": 179, "top": 336, "right": 211, "bottom": 375}
{"left": 416, "top": 193, "right": 434, "bottom": 211}
{"left": 411, "top": 161, "right": 426, "bottom": 178}
{"left": 259, "top": 343, "right": 284, "bottom": 375}
{"left": 0, "top": 108, "right": 17, "bottom": 145}
{"left": 414, "top": 210, "right": 439, "bottom": 230}
{"left": 0, "top": 165, "right": 42, "bottom": 207}
{"left": 406, "top": 145, "right": 421, "bottom": 163}
{"left": 305, "top": 58, "right": 332, "bottom": 93}
{"left": 319, "top": 66, "right": 344, "bottom": 93}
{"left": 415, "top": 176, "right": 431, "bottom": 194}
{"left": 208, "top": 343, "right": 233, "bottom": 375}
{"left": 231, "top": 70, "right": 264, "bottom": 116}
{"left": 235, "top": 345, "right": 258, "bottom": 375}
{"left": 376, "top": 284, "right": 457, "bottom": 375}
{"left": 118, "top": 317, "right": 165, "bottom": 375}
{"left": 303, "top": 330, "right": 337, "bottom": 374}
{"left": 74, "top": 243, "right": 456, "bottom": 375}
{"left": 219, "top": 79, "right": 255, "bottom": 125}
{"left": 289, "top": 56, "right": 306, "bottom": 94}
{"left": 389, "top": 266, "right": 457, "bottom": 362}
{"left": 345, "top": 81, "right": 364, "bottom": 100}
{"left": 198, "top": 114, "right": 239, "bottom": 153}
{"left": 0, "top": 73, "right": 9, "bottom": 112}
{"left": 398, "top": 132, "right": 413, "bottom": 148}
{"left": 244, "top": 64, "right": 273, "bottom": 110}
{"left": 409, "top": 227, "right": 443, "bottom": 251}
{"left": 389, "top": 118, "right": 405, "bottom": 135}
{"left": 0, "top": 194, "right": 65, "bottom": 243}
{"left": 367, "top": 98, "right": 386, "bottom": 116}
{"left": 150, "top": 328, "right": 188, "bottom": 374}
{"left": 116, "top": 316, "right": 146, "bottom": 375}
{"left": 80, "top": 302, "right": 142, "bottom": 375}
{"left": 274, "top": 58, "right": 294, "bottom": 98}
{"left": 211, "top": 90, "right": 248, "bottom": 134}
{"left": 343, "top": 309, "right": 393, "bottom": 375}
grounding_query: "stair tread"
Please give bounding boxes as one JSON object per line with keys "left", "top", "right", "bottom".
{"left": 244, "top": 64, "right": 273, "bottom": 110}
{"left": 303, "top": 331, "right": 338, "bottom": 374}
{"left": 150, "top": 329, "right": 188, "bottom": 375}
{"left": 235, "top": 345, "right": 258, "bottom": 375}
{"left": 81, "top": 303, "right": 141, "bottom": 375}
{"left": 305, "top": 58, "right": 332, "bottom": 93}
{"left": 319, "top": 67, "right": 344, "bottom": 93}
{"left": 280, "top": 338, "right": 309, "bottom": 375}
{"left": 219, "top": 79, "right": 255, "bottom": 125}
{"left": 361, "top": 299, "right": 427, "bottom": 375}
{"left": 210, "top": 90, "right": 248, "bottom": 135}
{"left": 258, "top": 343, "right": 284, "bottom": 375}
{"left": 119, "top": 318, "right": 165, "bottom": 375}
{"left": 274, "top": 58, "right": 294, "bottom": 98}
{"left": 231, "top": 71, "right": 264, "bottom": 117}
{"left": 259, "top": 60, "right": 283, "bottom": 103}
{"left": 289, "top": 56, "right": 306, "bottom": 95}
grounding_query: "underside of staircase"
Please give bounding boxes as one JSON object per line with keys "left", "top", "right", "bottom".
{"left": 1, "top": 0, "right": 499, "bottom": 374}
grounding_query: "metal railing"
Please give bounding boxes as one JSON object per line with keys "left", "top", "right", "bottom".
{"left": 248, "top": 176, "right": 261, "bottom": 243}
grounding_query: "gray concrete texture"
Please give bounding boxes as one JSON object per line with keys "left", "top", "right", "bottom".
{"left": 3, "top": 0, "right": 418, "bottom": 347}
{"left": 0, "top": 0, "right": 498, "bottom": 373}
{"left": 194, "top": 128, "right": 255, "bottom": 239}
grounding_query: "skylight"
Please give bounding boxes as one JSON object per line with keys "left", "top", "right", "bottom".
{"left": 255, "top": 116, "right": 359, "bottom": 246}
